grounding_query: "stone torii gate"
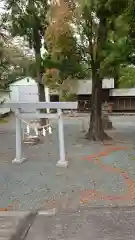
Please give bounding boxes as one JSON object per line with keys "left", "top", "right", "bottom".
{"left": 1, "top": 102, "right": 77, "bottom": 167}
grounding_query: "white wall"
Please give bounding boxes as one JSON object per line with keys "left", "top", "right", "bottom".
{"left": 10, "top": 85, "right": 19, "bottom": 101}
{"left": 9, "top": 77, "right": 38, "bottom": 102}
{"left": 76, "top": 79, "right": 114, "bottom": 95}
{"left": 9, "top": 78, "right": 50, "bottom": 103}
{"left": 9, "top": 79, "right": 50, "bottom": 113}
{"left": 110, "top": 88, "right": 135, "bottom": 97}
{"left": 18, "top": 85, "right": 39, "bottom": 102}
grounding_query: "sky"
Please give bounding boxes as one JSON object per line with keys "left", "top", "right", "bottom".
{"left": 0, "top": 1, "right": 5, "bottom": 14}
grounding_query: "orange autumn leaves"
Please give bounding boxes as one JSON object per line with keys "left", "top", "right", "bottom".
{"left": 45, "top": 0, "right": 74, "bottom": 57}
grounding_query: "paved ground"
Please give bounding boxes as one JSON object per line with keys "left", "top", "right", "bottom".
{"left": 25, "top": 207, "right": 135, "bottom": 240}
{"left": 1, "top": 207, "right": 135, "bottom": 240}
{"left": 1, "top": 114, "right": 135, "bottom": 212}
{"left": 0, "top": 211, "right": 32, "bottom": 240}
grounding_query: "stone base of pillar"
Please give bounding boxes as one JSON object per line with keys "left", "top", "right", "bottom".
{"left": 23, "top": 136, "right": 40, "bottom": 145}
{"left": 56, "top": 160, "right": 68, "bottom": 167}
{"left": 102, "top": 116, "right": 113, "bottom": 130}
{"left": 12, "top": 157, "right": 26, "bottom": 164}
{"left": 102, "top": 102, "right": 113, "bottom": 130}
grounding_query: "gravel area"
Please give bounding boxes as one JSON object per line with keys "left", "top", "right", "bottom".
{"left": 0, "top": 115, "right": 135, "bottom": 211}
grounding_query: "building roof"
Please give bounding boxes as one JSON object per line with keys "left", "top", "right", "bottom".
{"left": 10, "top": 77, "right": 37, "bottom": 86}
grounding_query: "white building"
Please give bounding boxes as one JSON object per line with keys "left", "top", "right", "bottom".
{"left": 9, "top": 77, "right": 39, "bottom": 102}
{"left": 0, "top": 77, "right": 115, "bottom": 114}
{"left": 9, "top": 77, "right": 114, "bottom": 102}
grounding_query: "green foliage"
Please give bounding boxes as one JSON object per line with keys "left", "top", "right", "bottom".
{"left": 3, "top": 0, "right": 49, "bottom": 87}
{"left": 119, "top": 66, "right": 135, "bottom": 88}
{"left": 79, "top": 0, "right": 129, "bottom": 63}
{"left": 0, "top": 37, "right": 35, "bottom": 88}
{"left": 43, "top": 68, "right": 61, "bottom": 89}
{"left": 44, "top": 0, "right": 88, "bottom": 92}
{"left": 126, "top": 0, "right": 135, "bottom": 66}
{"left": 99, "top": 16, "right": 130, "bottom": 85}
{"left": 1, "top": 0, "right": 133, "bottom": 92}
{"left": 0, "top": 117, "right": 8, "bottom": 124}
{"left": 4, "top": 0, "right": 48, "bottom": 48}
{"left": 60, "top": 92, "right": 77, "bottom": 101}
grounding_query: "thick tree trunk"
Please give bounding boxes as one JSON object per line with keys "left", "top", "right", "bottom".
{"left": 86, "top": 74, "right": 111, "bottom": 141}
{"left": 85, "top": 14, "right": 112, "bottom": 141}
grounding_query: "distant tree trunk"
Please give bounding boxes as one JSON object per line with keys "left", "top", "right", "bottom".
{"left": 33, "top": 28, "right": 47, "bottom": 126}
{"left": 114, "top": 66, "right": 119, "bottom": 88}
{"left": 38, "top": 83, "right": 45, "bottom": 101}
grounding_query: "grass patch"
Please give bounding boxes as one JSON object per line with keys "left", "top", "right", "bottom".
{"left": 130, "top": 155, "right": 135, "bottom": 161}
{"left": 0, "top": 118, "right": 8, "bottom": 124}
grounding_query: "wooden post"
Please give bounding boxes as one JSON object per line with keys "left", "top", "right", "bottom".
{"left": 45, "top": 87, "right": 50, "bottom": 114}
{"left": 56, "top": 109, "right": 68, "bottom": 167}
{"left": 12, "top": 108, "right": 26, "bottom": 163}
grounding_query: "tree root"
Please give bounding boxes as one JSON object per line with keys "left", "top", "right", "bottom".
{"left": 85, "top": 130, "right": 112, "bottom": 142}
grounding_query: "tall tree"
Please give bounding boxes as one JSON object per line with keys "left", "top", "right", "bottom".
{"left": 45, "top": 0, "right": 88, "bottom": 101}
{"left": 45, "top": 0, "right": 85, "bottom": 81}
{"left": 46, "top": 0, "right": 129, "bottom": 141}
{"left": 3, "top": 0, "right": 49, "bottom": 102}
{"left": 76, "top": 0, "right": 129, "bottom": 140}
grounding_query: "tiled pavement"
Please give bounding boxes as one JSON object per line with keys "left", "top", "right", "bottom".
{"left": 1, "top": 207, "right": 135, "bottom": 240}
{"left": 0, "top": 212, "right": 34, "bottom": 240}
{"left": 12, "top": 207, "right": 135, "bottom": 240}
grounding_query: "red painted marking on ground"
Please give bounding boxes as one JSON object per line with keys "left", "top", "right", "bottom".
{"left": 0, "top": 205, "right": 13, "bottom": 211}
{"left": 0, "top": 200, "right": 19, "bottom": 211}
{"left": 80, "top": 145, "right": 135, "bottom": 203}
